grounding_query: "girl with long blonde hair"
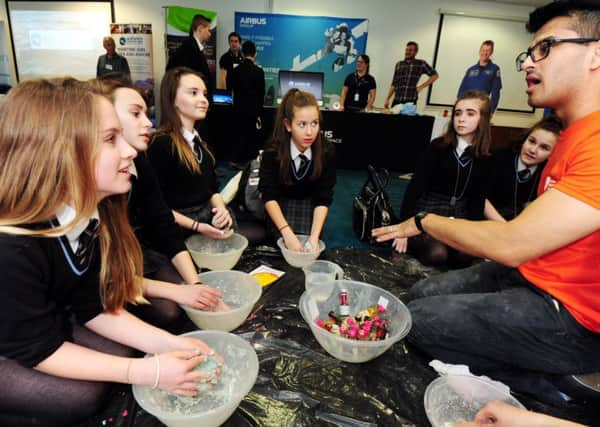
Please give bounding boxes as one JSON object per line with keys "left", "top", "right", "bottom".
{"left": 0, "top": 79, "right": 217, "bottom": 424}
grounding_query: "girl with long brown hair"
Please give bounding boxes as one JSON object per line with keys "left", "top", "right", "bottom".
{"left": 92, "top": 78, "right": 227, "bottom": 328}
{"left": 395, "top": 90, "right": 494, "bottom": 266}
{"left": 259, "top": 88, "right": 336, "bottom": 251}
{"left": 0, "top": 79, "right": 217, "bottom": 424}
{"left": 148, "top": 67, "right": 235, "bottom": 240}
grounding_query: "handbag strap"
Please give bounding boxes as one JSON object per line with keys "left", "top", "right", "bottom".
{"left": 367, "top": 165, "right": 389, "bottom": 192}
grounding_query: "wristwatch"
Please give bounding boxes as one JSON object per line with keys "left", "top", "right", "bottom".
{"left": 414, "top": 211, "right": 429, "bottom": 233}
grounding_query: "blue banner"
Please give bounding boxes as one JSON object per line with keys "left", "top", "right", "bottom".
{"left": 235, "top": 12, "right": 369, "bottom": 108}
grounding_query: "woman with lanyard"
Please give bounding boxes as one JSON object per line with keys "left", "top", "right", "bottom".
{"left": 340, "top": 54, "right": 377, "bottom": 112}
{"left": 259, "top": 88, "right": 336, "bottom": 251}
{"left": 485, "top": 115, "right": 562, "bottom": 221}
{"left": 0, "top": 78, "right": 218, "bottom": 424}
{"left": 395, "top": 90, "right": 493, "bottom": 266}
{"left": 148, "top": 67, "right": 236, "bottom": 241}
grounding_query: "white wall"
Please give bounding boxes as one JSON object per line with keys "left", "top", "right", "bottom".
{"left": 0, "top": 0, "right": 543, "bottom": 127}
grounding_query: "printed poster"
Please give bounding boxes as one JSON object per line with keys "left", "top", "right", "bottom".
{"left": 110, "top": 24, "right": 154, "bottom": 109}
{"left": 235, "top": 12, "right": 369, "bottom": 108}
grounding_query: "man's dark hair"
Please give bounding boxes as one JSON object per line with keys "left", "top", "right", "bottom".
{"left": 242, "top": 40, "right": 257, "bottom": 57}
{"left": 189, "top": 14, "right": 211, "bottom": 36}
{"left": 406, "top": 41, "right": 419, "bottom": 51}
{"left": 228, "top": 31, "right": 241, "bottom": 43}
{"left": 527, "top": 0, "right": 600, "bottom": 37}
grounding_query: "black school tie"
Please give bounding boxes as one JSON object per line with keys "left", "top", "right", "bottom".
{"left": 76, "top": 219, "right": 99, "bottom": 262}
{"left": 518, "top": 168, "right": 531, "bottom": 180}
{"left": 297, "top": 154, "right": 309, "bottom": 176}
{"left": 193, "top": 135, "right": 203, "bottom": 163}
{"left": 459, "top": 146, "right": 471, "bottom": 165}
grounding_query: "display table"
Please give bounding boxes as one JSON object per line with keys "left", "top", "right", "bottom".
{"left": 77, "top": 247, "right": 597, "bottom": 427}
{"left": 206, "top": 106, "right": 435, "bottom": 174}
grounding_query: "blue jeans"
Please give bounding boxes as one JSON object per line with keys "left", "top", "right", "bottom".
{"left": 407, "top": 261, "right": 600, "bottom": 401}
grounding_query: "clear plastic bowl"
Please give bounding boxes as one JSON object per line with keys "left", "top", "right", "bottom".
{"left": 185, "top": 233, "right": 248, "bottom": 270}
{"left": 277, "top": 234, "right": 325, "bottom": 268}
{"left": 298, "top": 279, "right": 412, "bottom": 363}
{"left": 424, "top": 374, "right": 525, "bottom": 427}
{"left": 132, "top": 330, "right": 259, "bottom": 427}
{"left": 180, "top": 271, "right": 262, "bottom": 332}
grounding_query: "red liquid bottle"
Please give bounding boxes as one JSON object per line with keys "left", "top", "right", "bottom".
{"left": 339, "top": 289, "right": 350, "bottom": 318}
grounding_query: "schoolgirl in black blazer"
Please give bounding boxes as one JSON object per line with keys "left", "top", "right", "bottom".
{"left": 398, "top": 90, "right": 494, "bottom": 266}
{"left": 148, "top": 67, "right": 235, "bottom": 241}
{"left": 485, "top": 116, "right": 561, "bottom": 221}
{"left": 259, "top": 89, "right": 336, "bottom": 252}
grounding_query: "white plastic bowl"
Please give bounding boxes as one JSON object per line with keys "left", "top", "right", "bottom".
{"left": 424, "top": 374, "right": 525, "bottom": 427}
{"left": 185, "top": 233, "right": 248, "bottom": 270}
{"left": 277, "top": 234, "right": 325, "bottom": 268}
{"left": 132, "top": 330, "right": 259, "bottom": 427}
{"left": 180, "top": 271, "right": 262, "bottom": 332}
{"left": 298, "top": 279, "right": 411, "bottom": 363}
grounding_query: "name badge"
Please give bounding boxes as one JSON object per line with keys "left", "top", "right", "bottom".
{"left": 354, "top": 92, "right": 360, "bottom": 102}
{"left": 233, "top": 63, "right": 239, "bottom": 69}
{"left": 105, "top": 64, "right": 113, "bottom": 70}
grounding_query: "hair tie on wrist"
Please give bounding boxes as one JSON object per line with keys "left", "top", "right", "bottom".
{"left": 279, "top": 224, "right": 290, "bottom": 232}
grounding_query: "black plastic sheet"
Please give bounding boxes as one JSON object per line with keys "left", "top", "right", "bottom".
{"left": 78, "top": 247, "right": 600, "bottom": 427}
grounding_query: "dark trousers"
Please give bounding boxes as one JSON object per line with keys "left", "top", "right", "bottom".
{"left": 234, "top": 114, "right": 262, "bottom": 164}
{"left": 407, "top": 261, "right": 600, "bottom": 401}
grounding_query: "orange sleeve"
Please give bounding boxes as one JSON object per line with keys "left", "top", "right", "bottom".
{"left": 553, "top": 133, "right": 600, "bottom": 209}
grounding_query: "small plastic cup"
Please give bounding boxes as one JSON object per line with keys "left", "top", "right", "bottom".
{"left": 302, "top": 260, "right": 344, "bottom": 291}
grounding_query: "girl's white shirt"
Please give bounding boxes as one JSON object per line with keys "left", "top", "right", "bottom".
{"left": 455, "top": 136, "right": 472, "bottom": 157}
{"left": 290, "top": 138, "right": 312, "bottom": 170}
{"left": 55, "top": 204, "right": 100, "bottom": 252}
{"left": 182, "top": 127, "right": 201, "bottom": 151}
{"left": 517, "top": 156, "right": 538, "bottom": 175}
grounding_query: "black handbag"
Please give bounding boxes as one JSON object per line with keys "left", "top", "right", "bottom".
{"left": 353, "top": 165, "right": 398, "bottom": 242}
{"left": 233, "top": 150, "right": 265, "bottom": 220}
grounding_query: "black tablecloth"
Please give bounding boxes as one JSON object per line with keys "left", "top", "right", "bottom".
{"left": 206, "top": 106, "right": 434, "bottom": 174}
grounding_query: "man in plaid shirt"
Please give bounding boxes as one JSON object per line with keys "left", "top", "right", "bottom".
{"left": 384, "top": 41, "right": 438, "bottom": 108}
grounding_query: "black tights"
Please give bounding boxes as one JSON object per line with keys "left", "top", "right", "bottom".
{"left": 408, "top": 234, "right": 478, "bottom": 268}
{"left": 0, "top": 324, "right": 135, "bottom": 426}
{"left": 128, "top": 263, "right": 185, "bottom": 332}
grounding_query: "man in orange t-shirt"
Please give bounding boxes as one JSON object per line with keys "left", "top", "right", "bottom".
{"left": 372, "top": 0, "right": 600, "bottom": 403}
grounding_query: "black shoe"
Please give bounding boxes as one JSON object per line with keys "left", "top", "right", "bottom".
{"left": 555, "top": 373, "right": 600, "bottom": 401}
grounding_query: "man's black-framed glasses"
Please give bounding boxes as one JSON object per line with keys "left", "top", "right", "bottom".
{"left": 515, "top": 37, "right": 599, "bottom": 71}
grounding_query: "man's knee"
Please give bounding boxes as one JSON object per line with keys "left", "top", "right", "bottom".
{"left": 408, "top": 276, "right": 440, "bottom": 300}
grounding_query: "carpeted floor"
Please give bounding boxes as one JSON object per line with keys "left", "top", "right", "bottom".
{"left": 218, "top": 162, "right": 411, "bottom": 249}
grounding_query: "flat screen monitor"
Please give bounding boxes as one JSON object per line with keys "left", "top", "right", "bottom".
{"left": 278, "top": 70, "right": 324, "bottom": 106}
{"left": 212, "top": 88, "right": 233, "bottom": 105}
